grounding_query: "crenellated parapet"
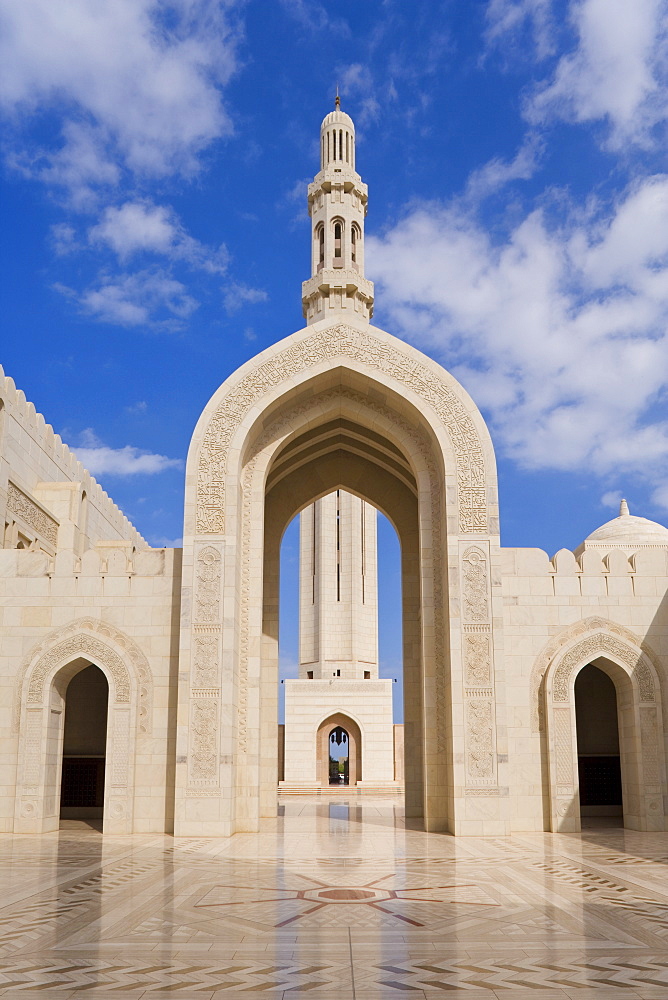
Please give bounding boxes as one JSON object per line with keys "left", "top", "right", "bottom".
{"left": 0, "top": 364, "right": 146, "bottom": 551}
{"left": 501, "top": 545, "right": 668, "bottom": 599}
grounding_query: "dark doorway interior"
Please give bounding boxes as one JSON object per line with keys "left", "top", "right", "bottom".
{"left": 575, "top": 664, "right": 623, "bottom": 827}
{"left": 60, "top": 664, "right": 108, "bottom": 822}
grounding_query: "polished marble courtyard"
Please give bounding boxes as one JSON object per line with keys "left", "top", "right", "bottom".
{"left": 0, "top": 797, "right": 668, "bottom": 998}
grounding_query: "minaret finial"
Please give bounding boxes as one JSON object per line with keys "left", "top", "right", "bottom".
{"left": 335, "top": 85, "right": 340, "bottom": 109}
{"left": 619, "top": 498, "right": 630, "bottom": 516}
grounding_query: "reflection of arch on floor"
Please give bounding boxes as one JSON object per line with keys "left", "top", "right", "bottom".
{"left": 544, "top": 629, "right": 666, "bottom": 832}
{"left": 316, "top": 713, "right": 362, "bottom": 787}
{"left": 15, "top": 621, "right": 144, "bottom": 834}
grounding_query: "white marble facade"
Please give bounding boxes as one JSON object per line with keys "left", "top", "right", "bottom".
{"left": 1, "top": 100, "right": 668, "bottom": 838}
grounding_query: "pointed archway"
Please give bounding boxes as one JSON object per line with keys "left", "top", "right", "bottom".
{"left": 544, "top": 628, "right": 666, "bottom": 832}
{"left": 177, "top": 321, "right": 503, "bottom": 836}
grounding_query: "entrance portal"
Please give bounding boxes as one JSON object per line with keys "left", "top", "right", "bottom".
{"left": 60, "top": 664, "right": 108, "bottom": 825}
{"left": 575, "top": 664, "right": 622, "bottom": 827}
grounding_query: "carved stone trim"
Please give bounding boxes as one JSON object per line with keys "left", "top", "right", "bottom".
{"left": 6, "top": 481, "right": 58, "bottom": 547}
{"left": 14, "top": 618, "right": 152, "bottom": 735}
{"left": 196, "top": 323, "right": 488, "bottom": 535}
{"left": 531, "top": 617, "right": 662, "bottom": 732}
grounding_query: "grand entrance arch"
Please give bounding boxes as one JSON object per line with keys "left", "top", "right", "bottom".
{"left": 176, "top": 321, "right": 505, "bottom": 837}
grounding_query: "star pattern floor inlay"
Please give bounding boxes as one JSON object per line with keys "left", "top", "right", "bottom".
{"left": 0, "top": 798, "right": 668, "bottom": 997}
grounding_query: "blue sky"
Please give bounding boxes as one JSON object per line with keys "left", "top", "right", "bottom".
{"left": 2, "top": 0, "right": 668, "bottom": 717}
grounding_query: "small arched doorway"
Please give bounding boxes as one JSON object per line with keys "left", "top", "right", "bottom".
{"left": 59, "top": 664, "right": 109, "bottom": 827}
{"left": 575, "top": 664, "right": 622, "bottom": 828}
{"left": 316, "top": 713, "right": 362, "bottom": 787}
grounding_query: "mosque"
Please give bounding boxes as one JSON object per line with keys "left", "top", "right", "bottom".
{"left": 1, "top": 100, "right": 667, "bottom": 839}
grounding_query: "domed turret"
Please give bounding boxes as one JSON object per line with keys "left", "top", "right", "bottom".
{"left": 575, "top": 499, "right": 668, "bottom": 556}
{"left": 320, "top": 98, "right": 356, "bottom": 171}
{"left": 301, "top": 96, "right": 374, "bottom": 325}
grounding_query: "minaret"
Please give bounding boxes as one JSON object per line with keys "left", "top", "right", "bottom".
{"left": 301, "top": 97, "right": 375, "bottom": 324}
{"left": 299, "top": 491, "right": 378, "bottom": 680}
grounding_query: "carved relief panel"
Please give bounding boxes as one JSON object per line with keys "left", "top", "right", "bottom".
{"left": 460, "top": 544, "right": 497, "bottom": 791}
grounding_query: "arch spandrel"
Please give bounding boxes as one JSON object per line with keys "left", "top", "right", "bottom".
{"left": 187, "top": 322, "right": 498, "bottom": 538}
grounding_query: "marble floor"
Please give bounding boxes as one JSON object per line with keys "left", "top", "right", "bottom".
{"left": 0, "top": 797, "right": 667, "bottom": 998}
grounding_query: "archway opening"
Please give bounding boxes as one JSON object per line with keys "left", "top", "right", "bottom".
{"left": 329, "top": 725, "right": 349, "bottom": 785}
{"left": 277, "top": 488, "right": 403, "bottom": 794}
{"left": 59, "top": 664, "right": 108, "bottom": 828}
{"left": 575, "top": 663, "right": 623, "bottom": 829}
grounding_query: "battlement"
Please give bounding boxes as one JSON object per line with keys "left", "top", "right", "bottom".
{"left": 501, "top": 545, "right": 668, "bottom": 599}
{"left": 0, "top": 364, "right": 146, "bottom": 549}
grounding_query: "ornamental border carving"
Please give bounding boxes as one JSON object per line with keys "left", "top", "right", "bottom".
{"left": 530, "top": 617, "right": 663, "bottom": 733}
{"left": 6, "top": 481, "right": 59, "bottom": 548}
{"left": 14, "top": 617, "right": 153, "bottom": 735}
{"left": 238, "top": 385, "right": 449, "bottom": 755}
{"left": 551, "top": 634, "right": 655, "bottom": 703}
{"left": 196, "top": 323, "right": 488, "bottom": 535}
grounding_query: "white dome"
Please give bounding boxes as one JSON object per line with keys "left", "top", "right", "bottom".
{"left": 321, "top": 108, "right": 355, "bottom": 132}
{"left": 582, "top": 499, "right": 668, "bottom": 551}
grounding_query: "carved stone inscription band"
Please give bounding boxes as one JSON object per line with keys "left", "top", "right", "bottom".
{"left": 196, "top": 324, "right": 489, "bottom": 536}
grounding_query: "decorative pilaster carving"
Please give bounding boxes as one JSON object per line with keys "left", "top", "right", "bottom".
{"left": 461, "top": 544, "right": 497, "bottom": 787}
{"left": 195, "top": 547, "right": 222, "bottom": 623}
{"left": 640, "top": 707, "right": 659, "bottom": 786}
{"left": 187, "top": 545, "right": 223, "bottom": 792}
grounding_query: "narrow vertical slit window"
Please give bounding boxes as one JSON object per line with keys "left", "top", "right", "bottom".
{"left": 334, "top": 221, "right": 342, "bottom": 259}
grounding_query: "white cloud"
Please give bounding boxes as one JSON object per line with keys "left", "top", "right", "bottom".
{"left": 485, "top": 0, "right": 556, "bottom": 60}
{"left": 73, "top": 429, "right": 182, "bottom": 476}
{"left": 0, "top": 0, "right": 239, "bottom": 202}
{"left": 367, "top": 173, "right": 668, "bottom": 504}
{"left": 57, "top": 268, "right": 199, "bottom": 329}
{"left": 223, "top": 282, "right": 268, "bottom": 313}
{"left": 527, "top": 0, "right": 668, "bottom": 148}
{"left": 88, "top": 201, "right": 228, "bottom": 273}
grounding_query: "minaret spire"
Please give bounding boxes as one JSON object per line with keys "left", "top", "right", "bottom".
{"left": 301, "top": 101, "right": 374, "bottom": 324}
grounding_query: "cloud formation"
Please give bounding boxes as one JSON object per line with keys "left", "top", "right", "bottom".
{"left": 56, "top": 269, "right": 199, "bottom": 329}
{"left": 0, "top": 0, "right": 239, "bottom": 204}
{"left": 529, "top": 0, "right": 668, "bottom": 148}
{"left": 73, "top": 429, "right": 183, "bottom": 476}
{"left": 368, "top": 173, "right": 668, "bottom": 504}
{"left": 88, "top": 201, "right": 229, "bottom": 273}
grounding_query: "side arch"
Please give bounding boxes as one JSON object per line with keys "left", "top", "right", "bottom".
{"left": 543, "top": 626, "right": 665, "bottom": 832}
{"left": 14, "top": 618, "right": 151, "bottom": 833}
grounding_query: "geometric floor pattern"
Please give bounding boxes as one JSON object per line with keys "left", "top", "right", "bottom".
{"left": 0, "top": 797, "right": 667, "bottom": 997}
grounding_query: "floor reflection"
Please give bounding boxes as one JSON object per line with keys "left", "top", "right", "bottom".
{"left": 0, "top": 795, "right": 666, "bottom": 996}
